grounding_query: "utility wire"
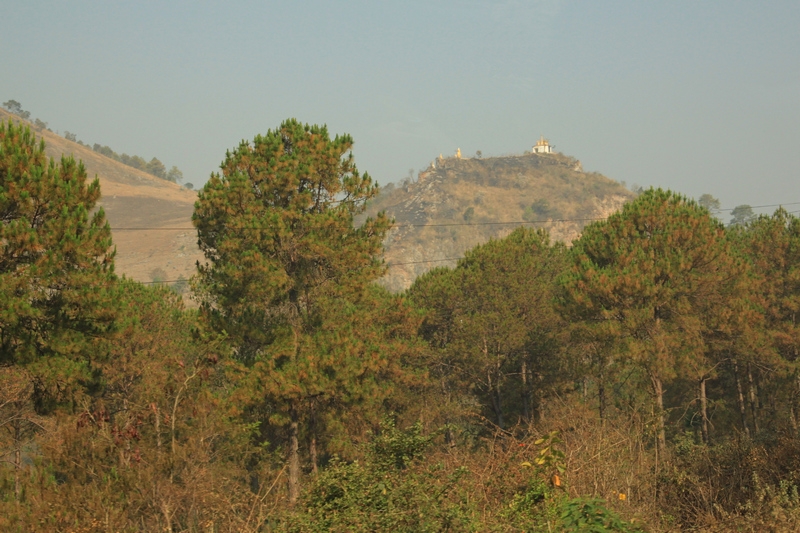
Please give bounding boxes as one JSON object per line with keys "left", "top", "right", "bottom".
{"left": 144, "top": 257, "right": 466, "bottom": 285}
{"left": 106, "top": 201, "right": 800, "bottom": 231}
{"left": 114, "top": 202, "right": 800, "bottom": 284}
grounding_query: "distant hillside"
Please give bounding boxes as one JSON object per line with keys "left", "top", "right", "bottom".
{"left": 1, "top": 107, "right": 633, "bottom": 292}
{"left": 0, "top": 108, "right": 202, "bottom": 285}
{"left": 364, "top": 151, "right": 634, "bottom": 291}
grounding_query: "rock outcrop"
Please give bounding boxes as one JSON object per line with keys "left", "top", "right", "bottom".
{"left": 363, "top": 151, "right": 634, "bottom": 291}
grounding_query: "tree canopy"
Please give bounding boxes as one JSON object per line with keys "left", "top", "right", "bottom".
{"left": 0, "top": 120, "right": 116, "bottom": 369}
{"left": 2, "top": 100, "right": 30, "bottom": 120}
{"left": 193, "top": 118, "right": 400, "bottom": 502}
{"left": 409, "top": 227, "right": 568, "bottom": 430}
{"left": 729, "top": 204, "right": 755, "bottom": 226}
{"left": 560, "top": 188, "right": 750, "bottom": 451}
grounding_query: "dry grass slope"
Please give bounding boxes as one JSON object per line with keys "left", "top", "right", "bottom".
{"left": 0, "top": 108, "right": 202, "bottom": 285}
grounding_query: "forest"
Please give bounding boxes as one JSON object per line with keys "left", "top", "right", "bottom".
{"left": 2, "top": 118, "right": 800, "bottom": 532}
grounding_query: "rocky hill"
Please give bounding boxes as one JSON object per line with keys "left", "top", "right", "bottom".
{"left": 1, "top": 108, "right": 633, "bottom": 293}
{"left": 0, "top": 108, "right": 202, "bottom": 285}
{"left": 364, "top": 150, "right": 634, "bottom": 291}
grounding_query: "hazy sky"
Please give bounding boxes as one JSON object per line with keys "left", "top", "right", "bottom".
{"left": 2, "top": 1, "right": 799, "bottom": 216}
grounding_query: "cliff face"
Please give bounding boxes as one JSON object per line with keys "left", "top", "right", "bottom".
{"left": 363, "top": 151, "right": 634, "bottom": 292}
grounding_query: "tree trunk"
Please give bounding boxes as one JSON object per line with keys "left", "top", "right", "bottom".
{"left": 442, "top": 380, "right": 455, "bottom": 447}
{"left": 733, "top": 360, "right": 750, "bottom": 438}
{"left": 288, "top": 405, "right": 301, "bottom": 505}
{"left": 309, "top": 436, "right": 318, "bottom": 475}
{"left": 652, "top": 374, "right": 666, "bottom": 457}
{"left": 309, "top": 401, "right": 318, "bottom": 475}
{"left": 13, "top": 417, "right": 21, "bottom": 504}
{"left": 154, "top": 404, "right": 162, "bottom": 450}
{"left": 747, "top": 363, "right": 760, "bottom": 434}
{"left": 521, "top": 360, "right": 530, "bottom": 423}
{"left": 488, "top": 368, "right": 504, "bottom": 429}
{"left": 598, "top": 366, "right": 606, "bottom": 421}
{"left": 535, "top": 373, "right": 546, "bottom": 424}
{"left": 484, "top": 338, "right": 504, "bottom": 429}
{"left": 495, "top": 387, "right": 504, "bottom": 429}
{"left": 699, "top": 377, "right": 709, "bottom": 444}
{"left": 792, "top": 373, "right": 800, "bottom": 433}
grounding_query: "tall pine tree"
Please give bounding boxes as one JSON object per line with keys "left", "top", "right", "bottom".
{"left": 561, "top": 189, "right": 748, "bottom": 453}
{"left": 193, "top": 119, "right": 396, "bottom": 502}
{"left": 733, "top": 208, "right": 800, "bottom": 434}
{"left": 0, "top": 120, "right": 115, "bottom": 370}
{"left": 0, "top": 120, "right": 116, "bottom": 501}
{"left": 409, "top": 227, "right": 567, "bottom": 430}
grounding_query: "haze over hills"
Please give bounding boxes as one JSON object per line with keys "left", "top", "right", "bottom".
{"left": 2, "top": 107, "right": 633, "bottom": 291}
{"left": 364, "top": 147, "right": 634, "bottom": 291}
{"left": 0, "top": 108, "right": 202, "bottom": 285}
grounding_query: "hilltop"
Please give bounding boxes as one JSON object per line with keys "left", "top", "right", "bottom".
{"left": 364, "top": 149, "right": 634, "bottom": 291}
{"left": 0, "top": 108, "right": 202, "bottom": 284}
{"left": 0, "top": 109, "right": 633, "bottom": 292}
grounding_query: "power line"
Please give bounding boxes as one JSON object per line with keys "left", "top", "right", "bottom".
{"left": 144, "top": 257, "right": 466, "bottom": 285}
{"left": 390, "top": 257, "right": 463, "bottom": 266}
{"left": 111, "top": 201, "right": 800, "bottom": 284}
{"left": 106, "top": 201, "right": 800, "bottom": 232}
{"left": 715, "top": 201, "right": 800, "bottom": 212}
{"left": 118, "top": 205, "right": 800, "bottom": 286}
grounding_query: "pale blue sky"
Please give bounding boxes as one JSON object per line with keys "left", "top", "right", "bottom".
{"left": 2, "top": 1, "right": 799, "bottom": 215}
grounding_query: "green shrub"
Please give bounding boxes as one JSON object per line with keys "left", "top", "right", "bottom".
{"left": 281, "top": 419, "right": 477, "bottom": 533}
{"left": 523, "top": 199, "right": 560, "bottom": 221}
{"left": 559, "top": 497, "right": 644, "bottom": 533}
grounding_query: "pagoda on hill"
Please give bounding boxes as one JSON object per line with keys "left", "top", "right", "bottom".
{"left": 532, "top": 136, "right": 553, "bottom": 154}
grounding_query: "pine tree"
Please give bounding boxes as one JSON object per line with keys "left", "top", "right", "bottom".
{"left": 409, "top": 227, "right": 567, "bottom": 429}
{"left": 0, "top": 120, "right": 116, "bottom": 370}
{"left": 193, "top": 119, "right": 395, "bottom": 502}
{"left": 146, "top": 157, "right": 166, "bottom": 179}
{"left": 733, "top": 208, "right": 800, "bottom": 433}
{"left": 166, "top": 165, "right": 183, "bottom": 183}
{"left": 0, "top": 120, "right": 116, "bottom": 504}
{"left": 561, "top": 189, "right": 748, "bottom": 453}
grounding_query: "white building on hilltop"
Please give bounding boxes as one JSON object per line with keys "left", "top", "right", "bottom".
{"left": 532, "top": 136, "right": 553, "bottom": 154}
